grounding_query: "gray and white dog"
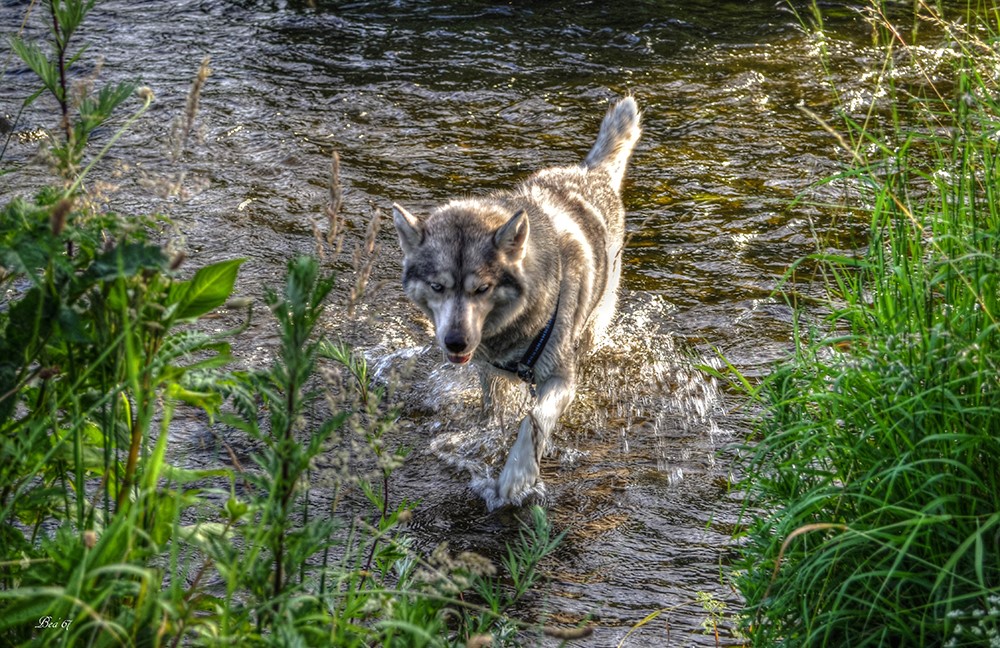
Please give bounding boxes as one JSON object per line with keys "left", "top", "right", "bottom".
{"left": 392, "top": 96, "right": 641, "bottom": 510}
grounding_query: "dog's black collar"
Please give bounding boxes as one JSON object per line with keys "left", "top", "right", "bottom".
{"left": 491, "top": 296, "right": 559, "bottom": 389}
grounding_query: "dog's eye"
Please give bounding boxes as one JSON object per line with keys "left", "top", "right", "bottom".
{"left": 429, "top": 282, "right": 444, "bottom": 293}
{"left": 475, "top": 284, "right": 492, "bottom": 294}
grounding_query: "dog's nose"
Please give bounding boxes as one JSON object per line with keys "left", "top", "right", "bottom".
{"left": 444, "top": 332, "right": 469, "bottom": 353}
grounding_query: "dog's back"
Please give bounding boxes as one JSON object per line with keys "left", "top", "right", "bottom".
{"left": 512, "top": 97, "right": 641, "bottom": 355}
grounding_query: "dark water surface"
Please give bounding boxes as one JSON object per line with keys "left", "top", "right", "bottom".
{"left": 2, "top": 0, "right": 888, "bottom": 644}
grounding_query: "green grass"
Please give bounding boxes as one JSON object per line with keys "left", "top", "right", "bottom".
{"left": 730, "top": 2, "right": 1000, "bottom": 645}
{"left": 0, "top": 2, "right": 577, "bottom": 645}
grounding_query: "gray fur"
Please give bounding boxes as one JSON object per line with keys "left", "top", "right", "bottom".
{"left": 393, "top": 96, "right": 642, "bottom": 509}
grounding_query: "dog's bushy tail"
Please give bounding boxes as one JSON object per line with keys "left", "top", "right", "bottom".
{"left": 583, "top": 96, "right": 642, "bottom": 190}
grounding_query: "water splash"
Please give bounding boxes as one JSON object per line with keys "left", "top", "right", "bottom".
{"left": 371, "top": 291, "right": 725, "bottom": 492}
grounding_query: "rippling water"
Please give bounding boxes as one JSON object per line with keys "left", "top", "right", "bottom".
{"left": 1, "top": 0, "right": 899, "bottom": 644}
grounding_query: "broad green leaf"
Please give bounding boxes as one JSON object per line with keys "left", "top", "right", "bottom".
{"left": 57, "top": 304, "right": 91, "bottom": 344}
{"left": 179, "top": 522, "right": 233, "bottom": 545}
{"left": 85, "top": 242, "right": 167, "bottom": 281}
{"left": 169, "top": 258, "right": 245, "bottom": 321}
{"left": 166, "top": 383, "right": 222, "bottom": 413}
{"left": 6, "top": 287, "right": 54, "bottom": 353}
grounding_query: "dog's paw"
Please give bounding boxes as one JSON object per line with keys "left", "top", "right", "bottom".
{"left": 495, "top": 456, "right": 546, "bottom": 510}
{"left": 469, "top": 475, "right": 546, "bottom": 511}
{"left": 469, "top": 476, "right": 507, "bottom": 511}
{"left": 498, "top": 461, "right": 542, "bottom": 505}
{"left": 503, "top": 478, "right": 546, "bottom": 510}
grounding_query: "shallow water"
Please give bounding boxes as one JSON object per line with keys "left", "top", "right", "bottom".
{"left": 2, "top": 0, "right": 903, "bottom": 644}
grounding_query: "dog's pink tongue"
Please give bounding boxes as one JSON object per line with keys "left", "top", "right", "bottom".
{"left": 448, "top": 353, "right": 472, "bottom": 364}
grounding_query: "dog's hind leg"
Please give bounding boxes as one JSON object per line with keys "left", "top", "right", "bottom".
{"left": 490, "top": 374, "right": 576, "bottom": 509}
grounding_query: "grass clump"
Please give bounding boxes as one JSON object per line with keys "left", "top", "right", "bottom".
{"left": 731, "top": 2, "right": 1000, "bottom": 646}
{"left": 0, "top": 1, "right": 575, "bottom": 645}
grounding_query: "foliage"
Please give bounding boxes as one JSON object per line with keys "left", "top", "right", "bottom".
{"left": 729, "top": 2, "right": 1000, "bottom": 646}
{"left": 0, "top": 1, "right": 572, "bottom": 646}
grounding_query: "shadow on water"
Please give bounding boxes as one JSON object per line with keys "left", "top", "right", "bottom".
{"left": 1, "top": 0, "right": 892, "bottom": 643}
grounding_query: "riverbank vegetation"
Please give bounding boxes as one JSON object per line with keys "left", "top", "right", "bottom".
{"left": 731, "top": 1, "right": 1000, "bottom": 645}
{"left": 0, "top": 2, "right": 574, "bottom": 645}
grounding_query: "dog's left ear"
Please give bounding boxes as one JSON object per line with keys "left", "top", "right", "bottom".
{"left": 393, "top": 203, "right": 424, "bottom": 256}
{"left": 494, "top": 209, "right": 529, "bottom": 261}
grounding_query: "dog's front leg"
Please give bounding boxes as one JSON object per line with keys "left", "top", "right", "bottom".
{"left": 478, "top": 369, "right": 498, "bottom": 413}
{"left": 491, "top": 374, "right": 576, "bottom": 509}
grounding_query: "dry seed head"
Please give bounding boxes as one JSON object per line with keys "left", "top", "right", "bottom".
{"left": 170, "top": 56, "right": 212, "bottom": 163}
{"left": 455, "top": 551, "right": 496, "bottom": 577}
{"left": 466, "top": 635, "right": 492, "bottom": 648}
{"left": 196, "top": 57, "right": 212, "bottom": 83}
{"left": 169, "top": 251, "right": 186, "bottom": 271}
{"left": 315, "top": 149, "right": 345, "bottom": 261}
{"left": 38, "top": 365, "right": 61, "bottom": 380}
{"left": 50, "top": 198, "right": 73, "bottom": 236}
{"left": 311, "top": 219, "right": 326, "bottom": 260}
{"left": 347, "top": 206, "right": 383, "bottom": 315}
{"left": 542, "top": 625, "right": 594, "bottom": 640}
{"left": 136, "top": 86, "right": 155, "bottom": 102}
{"left": 82, "top": 530, "right": 97, "bottom": 549}
{"left": 328, "top": 151, "right": 343, "bottom": 224}
{"left": 423, "top": 542, "right": 456, "bottom": 570}
{"left": 71, "top": 58, "right": 105, "bottom": 110}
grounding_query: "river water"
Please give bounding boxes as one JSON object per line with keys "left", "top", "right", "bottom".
{"left": 2, "top": 0, "right": 896, "bottom": 644}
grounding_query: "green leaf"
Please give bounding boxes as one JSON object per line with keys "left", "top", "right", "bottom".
{"left": 84, "top": 242, "right": 168, "bottom": 282}
{"left": 0, "top": 198, "right": 59, "bottom": 280}
{"left": 74, "top": 80, "right": 140, "bottom": 148}
{"left": 50, "top": 0, "right": 97, "bottom": 47}
{"left": 160, "top": 465, "right": 230, "bottom": 485}
{"left": 147, "top": 491, "right": 177, "bottom": 546}
{"left": 0, "top": 587, "right": 66, "bottom": 633}
{"left": 179, "top": 522, "right": 233, "bottom": 545}
{"left": 166, "top": 383, "right": 222, "bottom": 413}
{"left": 0, "top": 361, "right": 18, "bottom": 424}
{"left": 168, "top": 259, "right": 245, "bottom": 321}
{"left": 6, "top": 286, "right": 54, "bottom": 354}
{"left": 57, "top": 304, "right": 90, "bottom": 344}
{"left": 9, "top": 38, "right": 61, "bottom": 100}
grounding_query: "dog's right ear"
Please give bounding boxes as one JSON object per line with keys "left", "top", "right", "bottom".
{"left": 494, "top": 209, "right": 529, "bottom": 262}
{"left": 392, "top": 203, "right": 424, "bottom": 255}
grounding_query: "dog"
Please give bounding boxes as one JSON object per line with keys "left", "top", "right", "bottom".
{"left": 392, "top": 96, "right": 641, "bottom": 510}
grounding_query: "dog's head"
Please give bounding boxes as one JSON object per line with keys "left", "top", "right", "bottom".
{"left": 392, "top": 202, "right": 528, "bottom": 364}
